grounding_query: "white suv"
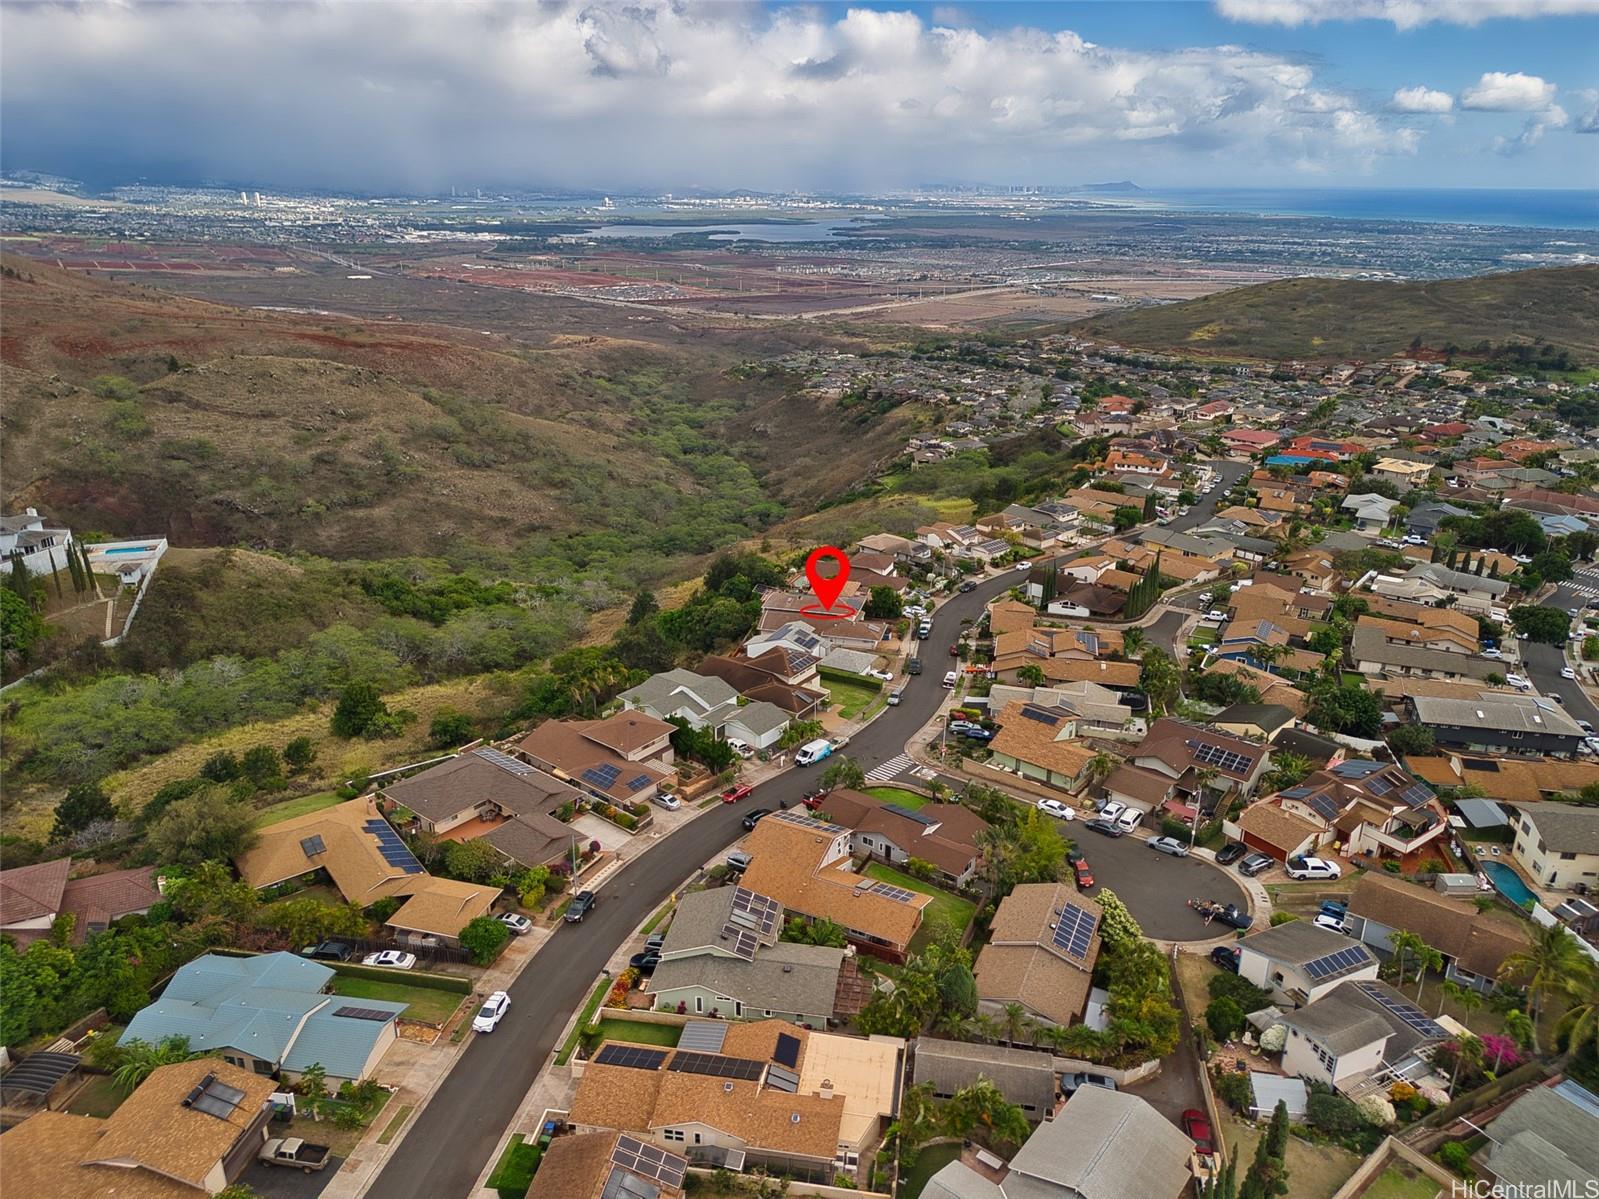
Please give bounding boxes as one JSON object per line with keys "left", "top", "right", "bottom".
{"left": 1286, "top": 856, "right": 1342, "bottom": 881}
{"left": 1037, "top": 798, "right": 1075, "bottom": 821}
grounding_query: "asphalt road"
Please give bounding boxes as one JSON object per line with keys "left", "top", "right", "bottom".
{"left": 1521, "top": 584, "right": 1599, "bottom": 729}
{"left": 372, "top": 467, "right": 1253, "bottom": 1199}
{"left": 1168, "top": 460, "right": 1252, "bottom": 534}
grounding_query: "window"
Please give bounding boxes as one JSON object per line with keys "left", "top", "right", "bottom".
{"left": 1561, "top": 852, "right": 1577, "bottom": 861}
{"left": 253, "top": 1060, "right": 274, "bottom": 1075}
{"left": 695, "top": 997, "right": 703, "bottom": 1013}
{"left": 663, "top": 1129, "right": 685, "bottom": 1143}
{"left": 694, "top": 1133, "right": 701, "bottom": 1145}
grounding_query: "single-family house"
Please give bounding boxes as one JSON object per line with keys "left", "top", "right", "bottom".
{"left": 975, "top": 883, "right": 1102, "bottom": 1030}
{"left": 1370, "top": 458, "right": 1435, "bottom": 489}
{"left": 1408, "top": 694, "right": 1586, "bottom": 758}
{"left": 1209, "top": 704, "right": 1296, "bottom": 742}
{"left": 1345, "top": 873, "right": 1528, "bottom": 993}
{"left": 0, "top": 858, "right": 161, "bottom": 946}
{"left": 0, "top": 507, "right": 74, "bottom": 577}
{"left": 517, "top": 710, "right": 675, "bottom": 806}
{"left": 1341, "top": 493, "right": 1400, "bottom": 534}
{"left": 813, "top": 789, "right": 989, "bottom": 888}
{"left": 525, "top": 1130, "right": 688, "bottom": 1199}
{"left": 1505, "top": 802, "right": 1599, "bottom": 893}
{"left": 1350, "top": 622, "right": 1502, "bottom": 681}
{"left": 620, "top": 669, "right": 743, "bottom": 729}
{"left": 1279, "top": 979, "right": 1447, "bottom": 1093}
{"left": 1369, "top": 563, "right": 1508, "bottom": 615}
{"left": 913, "top": 1039, "right": 1059, "bottom": 1123}
{"left": 1235, "top": 922, "right": 1379, "bottom": 1005}
{"left": 1126, "top": 718, "right": 1270, "bottom": 810}
{"left": 986, "top": 703, "right": 1098, "bottom": 793}
{"left": 1481, "top": 1079, "right": 1599, "bottom": 1195}
{"left": 1405, "top": 502, "right": 1471, "bottom": 540}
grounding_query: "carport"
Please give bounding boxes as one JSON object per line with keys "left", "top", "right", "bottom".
{"left": 0, "top": 1051, "right": 81, "bottom": 1113}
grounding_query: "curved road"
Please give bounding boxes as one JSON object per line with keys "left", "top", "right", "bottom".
{"left": 373, "top": 464, "right": 1253, "bottom": 1199}
{"left": 1523, "top": 583, "right": 1599, "bottom": 728}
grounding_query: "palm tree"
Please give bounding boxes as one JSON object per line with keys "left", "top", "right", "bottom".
{"left": 1122, "top": 627, "right": 1147, "bottom": 659}
{"left": 1000, "top": 1002, "right": 1034, "bottom": 1045}
{"left": 1499, "top": 924, "right": 1593, "bottom": 1052}
{"left": 1502, "top": 1008, "right": 1535, "bottom": 1055}
{"left": 935, "top": 1009, "right": 974, "bottom": 1041}
{"left": 112, "top": 1037, "right": 206, "bottom": 1092}
{"left": 1249, "top": 642, "right": 1289, "bottom": 672}
{"left": 1388, "top": 931, "right": 1444, "bottom": 1006}
{"left": 1087, "top": 752, "right": 1117, "bottom": 789}
{"left": 971, "top": 1012, "right": 1004, "bottom": 1044}
{"left": 1448, "top": 1034, "right": 1484, "bottom": 1098}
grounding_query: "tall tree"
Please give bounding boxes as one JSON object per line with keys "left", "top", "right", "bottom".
{"left": 1388, "top": 930, "right": 1443, "bottom": 1006}
{"left": 1499, "top": 924, "right": 1593, "bottom": 1051}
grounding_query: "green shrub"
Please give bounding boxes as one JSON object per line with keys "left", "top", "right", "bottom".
{"left": 1270, "top": 911, "right": 1299, "bottom": 926}
{"left": 1307, "top": 1090, "right": 1364, "bottom": 1135}
{"left": 1208, "top": 971, "right": 1271, "bottom": 1012}
{"left": 1436, "top": 1141, "right": 1475, "bottom": 1179}
{"left": 1212, "top": 1068, "right": 1251, "bottom": 1112}
{"left": 486, "top": 1134, "right": 543, "bottom": 1199}
{"left": 1206, "top": 996, "right": 1245, "bottom": 1041}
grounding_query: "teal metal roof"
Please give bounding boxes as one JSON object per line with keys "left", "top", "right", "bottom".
{"left": 280, "top": 1004, "right": 406, "bottom": 1080}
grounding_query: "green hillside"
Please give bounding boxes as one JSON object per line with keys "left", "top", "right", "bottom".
{"left": 1073, "top": 266, "right": 1599, "bottom": 365}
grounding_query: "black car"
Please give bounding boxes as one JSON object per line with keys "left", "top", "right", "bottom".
{"left": 741, "top": 808, "right": 774, "bottom": 830}
{"left": 1215, "top": 841, "right": 1248, "bottom": 866}
{"left": 565, "top": 890, "right": 598, "bottom": 922}
{"left": 301, "top": 941, "right": 354, "bottom": 962}
{"left": 1237, "top": 852, "right": 1275, "bottom": 877}
{"left": 1083, "top": 818, "right": 1125, "bottom": 838}
{"left": 958, "top": 580, "right": 977, "bottom": 593}
{"left": 1210, "top": 945, "right": 1241, "bottom": 972}
{"left": 1213, "top": 904, "right": 1252, "bottom": 930}
{"left": 629, "top": 951, "right": 660, "bottom": 975}
{"left": 907, "top": 658, "right": 923, "bottom": 675}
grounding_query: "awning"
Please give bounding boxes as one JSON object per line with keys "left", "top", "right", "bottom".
{"left": 0, "top": 1052, "right": 80, "bottom": 1098}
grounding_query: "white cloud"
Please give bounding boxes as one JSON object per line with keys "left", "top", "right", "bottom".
{"left": 1461, "top": 71, "right": 1559, "bottom": 110}
{"left": 1216, "top": 0, "right": 1599, "bottom": 28}
{"left": 1574, "top": 90, "right": 1599, "bottom": 132}
{"left": 0, "top": 1, "right": 1438, "bottom": 191}
{"left": 1493, "top": 104, "right": 1570, "bottom": 153}
{"left": 1391, "top": 86, "right": 1455, "bottom": 113}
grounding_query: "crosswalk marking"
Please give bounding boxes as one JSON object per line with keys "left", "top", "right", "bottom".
{"left": 866, "top": 753, "right": 915, "bottom": 782}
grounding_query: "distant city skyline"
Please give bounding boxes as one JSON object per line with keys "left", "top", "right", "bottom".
{"left": 2, "top": 0, "right": 1595, "bottom": 195}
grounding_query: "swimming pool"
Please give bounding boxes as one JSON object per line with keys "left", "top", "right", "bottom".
{"left": 1481, "top": 861, "right": 1537, "bottom": 909}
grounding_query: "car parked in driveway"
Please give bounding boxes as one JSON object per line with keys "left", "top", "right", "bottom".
{"left": 741, "top": 807, "right": 773, "bottom": 830}
{"left": 721, "top": 784, "right": 755, "bottom": 804}
{"left": 1286, "top": 855, "right": 1342, "bottom": 881}
{"left": 654, "top": 791, "right": 682, "bottom": 811}
{"left": 1097, "top": 800, "right": 1126, "bottom": 823}
{"left": 1314, "top": 913, "right": 1350, "bottom": 934}
{"left": 1215, "top": 842, "right": 1247, "bottom": 866}
{"left": 361, "top": 950, "right": 416, "bottom": 969}
{"left": 1114, "top": 808, "right": 1144, "bottom": 833}
{"left": 473, "top": 991, "right": 511, "bottom": 1033}
{"left": 1061, "top": 1072, "right": 1117, "bottom": 1095}
{"left": 564, "top": 890, "right": 598, "bottom": 922}
{"left": 1182, "top": 1109, "right": 1216, "bottom": 1154}
{"left": 1237, "top": 852, "right": 1275, "bottom": 877}
{"left": 497, "top": 912, "right": 533, "bottom": 936}
{"left": 629, "top": 951, "right": 660, "bottom": 976}
{"left": 300, "top": 941, "right": 354, "bottom": 962}
{"left": 1037, "top": 798, "right": 1075, "bottom": 821}
{"left": 1210, "top": 945, "right": 1240, "bottom": 972}
{"left": 1146, "top": 836, "right": 1189, "bottom": 857}
{"left": 726, "top": 850, "right": 752, "bottom": 873}
{"left": 1083, "top": 817, "right": 1124, "bottom": 838}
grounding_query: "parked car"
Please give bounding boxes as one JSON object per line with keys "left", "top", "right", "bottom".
{"left": 726, "top": 738, "right": 755, "bottom": 760}
{"left": 1146, "top": 836, "right": 1189, "bottom": 857}
{"left": 958, "top": 580, "right": 977, "bottom": 593}
{"left": 1210, "top": 945, "right": 1241, "bottom": 972}
{"left": 361, "top": 950, "right": 417, "bottom": 969}
{"left": 1181, "top": 1110, "right": 1216, "bottom": 1154}
{"left": 1073, "top": 859, "right": 1095, "bottom": 889}
{"left": 1215, "top": 841, "right": 1248, "bottom": 866}
{"left": 741, "top": 807, "right": 773, "bottom": 830}
{"left": 1061, "top": 1072, "right": 1118, "bottom": 1095}
{"left": 644, "top": 933, "right": 666, "bottom": 953}
{"left": 1319, "top": 900, "right": 1348, "bottom": 920}
{"left": 794, "top": 738, "right": 834, "bottom": 767}
{"left": 801, "top": 788, "right": 830, "bottom": 810}
{"left": 1313, "top": 913, "right": 1350, "bottom": 934}
{"left": 956, "top": 726, "right": 994, "bottom": 742}
{"left": 1505, "top": 673, "right": 1533, "bottom": 690}
{"left": 949, "top": 720, "right": 984, "bottom": 735}
{"left": 726, "top": 850, "right": 752, "bottom": 873}
{"left": 473, "top": 990, "right": 511, "bottom": 1033}
{"left": 300, "top": 941, "right": 353, "bottom": 962}
{"left": 498, "top": 912, "right": 533, "bottom": 936}
{"left": 1237, "top": 852, "right": 1275, "bottom": 877}
{"left": 1084, "top": 818, "right": 1124, "bottom": 838}
{"left": 258, "top": 1138, "right": 332, "bottom": 1174}
{"left": 1097, "top": 800, "right": 1126, "bottom": 824}
{"left": 949, "top": 643, "right": 961, "bottom": 657}
{"left": 942, "top": 671, "right": 958, "bottom": 688}
{"left": 1563, "top": 666, "right": 1577, "bottom": 680}
{"left": 907, "top": 658, "right": 923, "bottom": 675}
{"left": 1037, "top": 798, "right": 1075, "bottom": 821}
{"left": 1204, "top": 609, "right": 1228, "bottom": 621}
{"left": 564, "top": 890, "right": 598, "bottom": 922}
{"left": 1286, "top": 855, "right": 1342, "bottom": 881}
{"left": 1114, "top": 807, "right": 1143, "bottom": 833}
{"left": 654, "top": 791, "right": 682, "bottom": 811}
{"left": 865, "top": 668, "right": 895, "bottom": 682}
{"left": 721, "top": 784, "right": 755, "bottom": 803}
{"left": 1212, "top": 904, "right": 1253, "bottom": 930}
{"left": 629, "top": 951, "right": 660, "bottom": 976}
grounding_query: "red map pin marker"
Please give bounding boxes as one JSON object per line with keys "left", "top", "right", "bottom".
{"left": 804, "top": 546, "right": 853, "bottom": 618}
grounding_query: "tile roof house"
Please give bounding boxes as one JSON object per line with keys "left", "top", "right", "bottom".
{"left": 1350, "top": 621, "right": 1502, "bottom": 682}
{"left": 1209, "top": 704, "right": 1296, "bottom": 741}
{"left": 737, "top": 812, "right": 929, "bottom": 961}
{"left": 1483, "top": 1079, "right": 1599, "bottom": 1195}
{"left": 0, "top": 858, "right": 161, "bottom": 946}
{"left": 620, "top": 669, "right": 743, "bottom": 729}
{"left": 1128, "top": 718, "right": 1269, "bottom": 807}
{"left": 568, "top": 1019, "right": 903, "bottom": 1183}
{"left": 1408, "top": 693, "right": 1586, "bottom": 758}
{"left": 1506, "top": 802, "right": 1599, "bottom": 893}
{"left": 1279, "top": 978, "right": 1448, "bottom": 1094}
{"left": 1345, "top": 873, "right": 1528, "bottom": 993}
{"left": 975, "top": 883, "right": 1102, "bottom": 1029}
{"left": 0, "top": 1059, "right": 275, "bottom": 1198}
{"left": 646, "top": 888, "right": 846, "bottom": 1027}
{"left": 986, "top": 702, "right": 1099, "bottom": 795}
{"left": 1236, "top": 922, "right": 1379, "bottom": 1005}
{"left": 912, "top": 1039, "right": 1059, "bottom": 1123}
{"left": 120, "top": 951, "right": 404, "bottom": 1083}
{"left": 925, "top": 1085, "right": 1193, "bottom": 1199}
{"left": 517, "top": 711, "right": 675, "bottom": 806}
{"left": 234, "top": 797, "right": 502, "bottom": 947}
{"left": 814, "top": 789, "right": 990, "bottom": 888}
{"left": 526, "top": 1130, "right": 687, "bottom": 1199}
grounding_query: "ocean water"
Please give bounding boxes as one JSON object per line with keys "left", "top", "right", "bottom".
{"left": 1112, "top": 188, "right": 1599, "bottom": 231}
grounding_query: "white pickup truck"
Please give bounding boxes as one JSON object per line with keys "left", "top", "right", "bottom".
{"left": 258, "top": 1137, "right": 332, "bottom": 1173}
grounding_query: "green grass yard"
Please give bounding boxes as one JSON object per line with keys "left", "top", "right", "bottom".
{"left": 590, "top": 1018, "right": 681, "bottom": 1047}
{"left": 863, "top": 862, "right": 976, "bottom": 953}
{"left": 863, "top": 786, "right": 928, "bottom": 810}
{"left": 329, "top": 975, "right": 464, "bottom": 1025}
{"left": 900, "top": 1142, "right": 963, "bottom": 1199}
{"left": 254, "top": 790, "right": 346, "bottom": 827}
{"left": 1362, "top": 1164, "right": 1444, "bottom": 1199}
{"left": 823, "top": 675, "right": 883, "bottom": 719}
{"left": 557, "top": 976, "right": 614, "bottom": 1065}
{"left": 64, "top": 1075, "right": 125, "bottom": 1118}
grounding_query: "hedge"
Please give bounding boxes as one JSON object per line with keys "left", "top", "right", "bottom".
{"left": 327, "top": 962, "right": 472, "bottom": 993}
{"left": 818, "top": 665, "right": 883, "bottom": 687}
{"left": 486, "top": 1133, "right": 542, "bottom": 1199}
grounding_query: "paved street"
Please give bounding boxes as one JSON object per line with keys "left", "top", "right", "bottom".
{"left": 1522, "top": 583, "right": 1599, "bottom": 729}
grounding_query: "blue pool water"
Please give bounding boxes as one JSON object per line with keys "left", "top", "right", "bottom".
{"left": 102, "top": 545, "right": 157, "bottom": 554}
{"left": 1481, "top": 861, "right": 1536, "bottom": 908}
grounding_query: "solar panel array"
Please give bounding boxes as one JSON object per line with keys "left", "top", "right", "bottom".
{"left": 1304, "top": 792, "right": 1341, "bottom": 822}
{"left": 719, "top": 925, "right": 760, "bottom": 960}
{"left": 1364, "top": 773, "right": 1395, "bottom": 797}
{"left": 871, "top": 881, "right": 918, "bottom": 904}
{"left": 1192, "top": 741, "right": 1254, "bottom": 775}
{"left": 667, "top": 1052, "right": 765, "bottom": 1081}
{"left": 364, "top": 819, "right": 424, "bottom": 873}
{"left": 678, "top": 1021, "right": 728, "bottom": 1053}
{"left": 582, "top": 762, "right": 623, "bottom": 790}
{"left": 183, "top": 1073, "right": 247, "bottom": 1121}
{"left": 773, "top": 810, "right": 846, "bottom": 835}
{"left": 300, "top": 834, "right": 326, "bottom": 857}
{"left": 333, "top": 1005, "right": 396, "bottom": 1022}
{"left": 885, "top": 803, "right": 936, "bottom": 826}
{"left": 594, "top": 1044, "right": 669, "bottom": 1071}
{"left": 729, "top": 887, "right": 781, "bottom": 936}
{"left": 1020, "top": 705, "right": 1061, "bottom": 727}
{"left": 1050, "top": 905, "right": 1099, "bottom": 963}
{"left": 475, "top": 747, "right": 536, "bottom": 776}
{"left": 773, "top": 1032, "right": 801, "bottom": 1068}
{"left": 612, "top": 1135, "right": 687, "bottom": 1191}
{"left": 1353, "top": 982, "right": 1445, "bottom": 1038}
{"left": 626, "top": 774, "right": 654, "bottom": 793}
{"left": 1398, "top": 782, "right": 1435, "bottom": 807}
{"left": 766, "top": 1065, "right": 800, "bottom": 1093}
{"left": 1304, "top": 945, "right": 1374, "bottom": 981}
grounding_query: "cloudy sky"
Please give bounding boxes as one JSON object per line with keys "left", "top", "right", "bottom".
{"left": 2, "top": 0, "right": 1595, "bottom": 194}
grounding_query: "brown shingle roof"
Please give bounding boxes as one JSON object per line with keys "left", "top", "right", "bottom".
{"left": 383, "top": 749, "right": 582, "bottom": 825}
{"left": 977, "top": 882, "right": 1100, "bottom": 1026}
{"left": 815, "top": 790, "right": 988, "bottom": 877}
{"left": 988, "top": 600, "right": 1038, "bottom": 635}
{"left": 1347, "top": 873, "right": 1528, "bottom": 977}
{"left": 517, "top": 717, "right": 670, "bottom": 804}
{"left": 58, "top": 866, "right": 162, "bottom": 941}
{"left": 527, "top": 1131, "right": 685, "bottom": 1199}
{"left": 1236, "top": 803, "right": 1322, "bottom": 854}
{"left": 386, "top": 877, "right": 498, "bottom": 939}
{"left": 0, "top": 856, "right": 70, "bottom": 925}
{"left": 988, "top": 701, "right": 1097, "bottom": 782}
{"left": 0, "top": 1112, "right": 195, "bottom": 1199}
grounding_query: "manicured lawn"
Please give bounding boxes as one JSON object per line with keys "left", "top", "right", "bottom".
{"left": 557, "top": 975, "right": 614, "bottom": 1065}
{"left": 64, "top": 1075, "right": 126, "bottom": 1118}
{"left": 863, "top": 863, "right": 976, "bottom": 953}
{"left": 329, "top": 975, "right": 465, "bottom": 1025}
{"left": 1224, "top": 1118, "right": 1361, "bottom": 1199}
{"left": 1189, "top": 628, "right": 1219, "bottom": 646}
{"left": 487, "top": 1133, "right": 542, "bottom": 1199}
{"left": 901, "top": 1142, "right": 962, "bottom": 1199}
{"left": 591, "top": 1018, "right": 681, "bottom": 1047}
{"left": 823, "top": 675, "right": 882, "bottom": 719}
{"left": 1363, "top": 1164, "right": 1444, "bottom": 1199}
{"left": 642, "top": 900, "right": 675, "bottom": 935}
{"left": 254, "top": 790, "right": 346, "bottom": 827}
{"left": 864, "top": 786, "right": 928, "bottom": 810}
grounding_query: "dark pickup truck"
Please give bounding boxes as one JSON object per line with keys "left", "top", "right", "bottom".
{"left": 259, "top": 1137, "right": 332, "bottom": 1173}
{"left": 907, "top": 658, "right": 923, "bottom": 675}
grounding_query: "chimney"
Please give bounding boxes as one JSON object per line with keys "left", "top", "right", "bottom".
{"left": 819, "top": 1079, "right": 834, "bottom": 1100}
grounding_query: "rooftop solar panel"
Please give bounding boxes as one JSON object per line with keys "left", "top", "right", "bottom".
{"left": 1304, "top": 945, "right": 1374, "bottom": 981}
{"left": 1398, "top": 782, "right": 1435, "bottom": 807}
{"left": 1353, "top": 981, "right": 1446, "bottom": 1038}
{"left": 333, "top": 1005, "right": 396, "bottom": 1022}
{"left": 611, "top": 1136, "right": 687, "bottom": 1191}
{"left": 884, "top": 803, "right": 936, "bottom": 826}
{"left": 363, "top": 819, "right": 424, "bottom": 873}
{"left": 626, "top": 774, "right": 654, "bottom": 792}
{"left": 772, "top": 811, "right": 846, "bottom": 835}
{"left": 300, "top": 834, "right": 326, "bottom": 857}
{"left": 1364, "top": 774, "right": 1395, "bottom": 797}
{"left": 475, "top": 747, "right": 536, "bottom": 776}
{"left": 1020, "top": 705, "right": 1061, "bottom": 726}
{"left": 1306, "top": 793, "right": 1341, "bottom": 822}
{"left": 1193, "top": 741, "right": 1255, "bottom": 776}
{"left": 766, "top": 1065, "right": 800, "bottom": 1093}
{"left": 594, "top": 1044, "right": 669, "bottom": 1071}
{"left": 1050, "top": 905, "right": 1099, "bottom": 963}
{"left": 773, "top": 1032, "right": 801, "bottom": 1068}
{"left": 719, "top": 925, "right": 759, "bottom": 960}
{"left": 729, "top": 887, "right": 781, "bottom": 936}
{"left": 582, "top": 763, "right": 623, "bottom": 789}
{"left": 667, "top": 1052, "right": 765, "bottom": 1081}
{"left": 871, "top": 882, "right": 918, "bottom": 903}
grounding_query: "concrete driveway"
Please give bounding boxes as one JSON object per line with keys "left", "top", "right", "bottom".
{"left": 237, "top": 1156, "right": 344, "bottom": 1199}
{"left": 571, "top": 812, "right": 631, "bottom": 851}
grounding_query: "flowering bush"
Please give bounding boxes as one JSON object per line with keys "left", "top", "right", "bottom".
{"left": 1389, "top": 1080, "right": 1417, "bottom": 1103}
{"left": 1418, "top": 1084, "right": 1449, "bottom": 1107}
{"left": 605, "top": 968, "right": 639, "bottom": 1009}
{"left": 1356, "top": 1093, "right": 1395, "bottom": 1127}
{"left": 1477, "top": 1035, "right": 1524, "bottom": 1072}
{"left": 1259, "top": 1024, "right": 1287, "bottom": 1053}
